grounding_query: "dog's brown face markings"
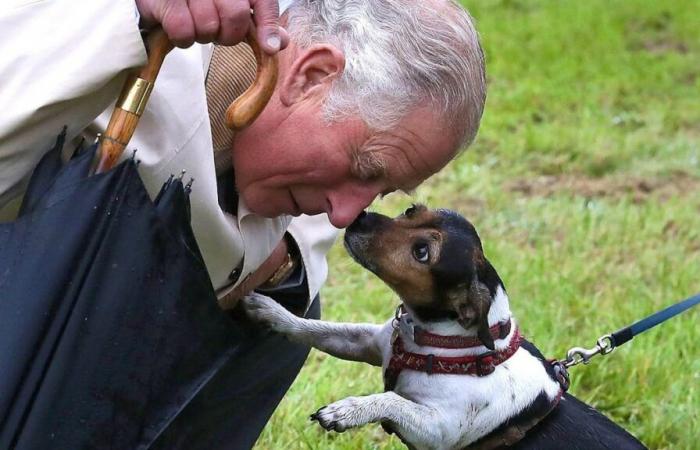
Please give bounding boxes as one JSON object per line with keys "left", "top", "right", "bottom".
{"left": 344, "top": 205, "right": 504, "bottom": 348}
{"left": 351, "top": 204, "right": 443, "bottom": 305}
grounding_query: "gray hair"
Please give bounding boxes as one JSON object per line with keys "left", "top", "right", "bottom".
{"left": 284, "top": 0, "right": 486, "bottom": 149}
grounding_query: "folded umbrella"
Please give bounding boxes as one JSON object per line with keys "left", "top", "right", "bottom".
{"left": 0, "top": 29, "right": 277, "bottom": 449}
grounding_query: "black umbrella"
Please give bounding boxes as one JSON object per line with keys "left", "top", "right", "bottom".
{"left": 0, "top": 30, "right": 276, "bottom": 449}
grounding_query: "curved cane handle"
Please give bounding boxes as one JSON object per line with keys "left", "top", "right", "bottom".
{"left": 224, "top": 30, "right": 279, "bottom": 131}
{"left": 97, "top": 29, "right": 173, "bottom": 173}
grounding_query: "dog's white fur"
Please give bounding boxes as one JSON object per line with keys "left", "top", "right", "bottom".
{"left": 242, "top": 286, "right": 560, "bottom": 450}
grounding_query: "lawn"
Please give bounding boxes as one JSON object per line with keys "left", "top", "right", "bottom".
{"left": 255, "top": 0, "right": 700, "bottom": 448}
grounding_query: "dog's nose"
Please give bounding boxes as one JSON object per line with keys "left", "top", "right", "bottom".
{"left": 346, "top": 210, "right": 367, "bottom": 232}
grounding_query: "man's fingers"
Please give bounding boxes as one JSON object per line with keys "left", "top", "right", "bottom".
{"left": 214, "top": 0, "right": 253, "bottom": 46}
{"left": 136, "top": 0, "right": 288, "bottom": 49}
{"left": 251, "top": 0, "right": 284, "bottom": 54}
{"left": 159, "top": 0, "right": 196, "bottom": 48}
{"left": 135, "top": 0, "right": 158, "bottom": 28}
{"left": 188, "top": 0, "right": 221, "bottom": 44}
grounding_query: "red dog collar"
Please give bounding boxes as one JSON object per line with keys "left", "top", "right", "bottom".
{"left": 393, "top": 305, "right": 512, "bottom": 349}
{"left": 414, "top": 320, "right": 512, "bottom": 349}
{"left": 384, "top": 327, "right": 522, "bottom": 391}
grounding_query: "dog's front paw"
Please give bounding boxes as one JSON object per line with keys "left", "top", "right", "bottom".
{"left": 310, "top": 397, "right": 367, "bottom": 432}
{"left": 241, "top": 292, "right": 296, "bottom": 333}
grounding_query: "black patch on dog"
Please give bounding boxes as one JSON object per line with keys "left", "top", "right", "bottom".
{"left": 409, "top": 306, "right": 459, "bottom": 322}
{"left": 430, "top": 210, "right": 504, "bottom": 297}
{"left": 510, "top": 392, "right": 647, "bottom": 449}
{"left": 469, "top": 390, "right": 554, "bottom": 447}
{"left": 473, "top": 339, "right": 648, "bottom": 450}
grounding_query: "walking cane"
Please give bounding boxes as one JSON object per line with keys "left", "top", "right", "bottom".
{"left": 96, "top": 26, "right": 278, "bottom": 173}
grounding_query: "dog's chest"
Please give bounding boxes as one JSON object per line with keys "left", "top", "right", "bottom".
{"left": 378, "top": 326, "right": 561, "bottom": 448}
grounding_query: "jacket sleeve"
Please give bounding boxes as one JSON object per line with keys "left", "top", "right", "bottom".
{"left": 0, "top": 0, "right": 147, "bottom": 210}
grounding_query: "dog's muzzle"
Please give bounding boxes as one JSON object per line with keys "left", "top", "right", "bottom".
{"left": 343, "top": 211, "right": 388, "bottom": 274}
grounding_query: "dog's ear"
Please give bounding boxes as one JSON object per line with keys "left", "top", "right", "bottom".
{"left": 448, "top": 275, "right": 494, "bottom": 350}
{"left": 469, "top": 279, "right": 495, "bottom": 350}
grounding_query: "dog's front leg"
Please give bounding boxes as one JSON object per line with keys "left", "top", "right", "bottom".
{"left": 312, "top": 392, "right": 446, "bottom": 448}
{"left": 242, "top": 292, "right": 384, "bottom": 366}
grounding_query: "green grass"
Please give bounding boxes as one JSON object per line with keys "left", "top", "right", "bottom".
{"left": 255, "top": 1, "right": 700, "bottom": 448}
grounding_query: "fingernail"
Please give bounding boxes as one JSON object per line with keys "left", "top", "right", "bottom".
{"left": 266, "top": 35, "right": 281, "bottom": 51}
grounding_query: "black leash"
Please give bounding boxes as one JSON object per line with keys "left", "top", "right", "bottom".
{"left": 550, "top": 292, "right": 700, "bottom": 391}
{"left": 610, "top": 292, "right": 700, "bottom": 347}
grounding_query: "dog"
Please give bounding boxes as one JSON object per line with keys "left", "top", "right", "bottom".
{"left": 242, "top": 205, "right": 647, "bottom": 449}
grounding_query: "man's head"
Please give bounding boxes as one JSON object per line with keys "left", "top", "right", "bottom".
{"left": 232, "top": 0, "right": 486, "bottom": 228}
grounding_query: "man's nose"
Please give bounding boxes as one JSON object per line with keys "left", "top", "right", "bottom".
{"left": 326, "top": 186, "right": 380, "bottom": 228}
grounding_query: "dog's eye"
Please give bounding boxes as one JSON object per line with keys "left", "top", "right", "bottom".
{"left": 412, "top": 243, "right": 430, "bottom": 263}
{"left": 404, "top": 204, "right": 417, "bottom": 217}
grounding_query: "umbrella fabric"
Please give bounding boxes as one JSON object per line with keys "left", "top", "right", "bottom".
{"left": 0, "top": 131, "right": 243, "bottom": 449}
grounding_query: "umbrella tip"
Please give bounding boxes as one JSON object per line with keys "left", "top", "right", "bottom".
{"left": 185, "top": 178, "right": 195, "bottom": 194}
{"left": 130, "top": 149, "right": 142, "bottom": 166}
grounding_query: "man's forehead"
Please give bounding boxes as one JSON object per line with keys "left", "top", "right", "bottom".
{"left": 378, "top": 104, "right": 457, "bottom": 150}
{"left": 365, "top": 115, "right": 457, "bottom": 188}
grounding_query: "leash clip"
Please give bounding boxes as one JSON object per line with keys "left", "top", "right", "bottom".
{"left": 561, "top": 334, "right": 615, "bottom": 368}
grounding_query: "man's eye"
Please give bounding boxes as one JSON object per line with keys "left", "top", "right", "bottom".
{"left": 351, "top": 149, "right": 385, "bottom": 181}
{"left": 404, "top": 204, "right": 417, "bottom": 216}
{"left": 412, "top": 243, "right": 430, "bottom": 263}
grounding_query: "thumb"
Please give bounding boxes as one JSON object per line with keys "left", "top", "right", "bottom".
{"left": 251, "top": 0, "right": 284, "bottom": 54}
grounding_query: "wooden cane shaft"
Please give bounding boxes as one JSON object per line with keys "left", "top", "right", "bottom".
{"left": 97, "top": 110, "right": 141, "bottom": 172}
{"left": 97, "top": 29, "right": 173, "bottom": 173}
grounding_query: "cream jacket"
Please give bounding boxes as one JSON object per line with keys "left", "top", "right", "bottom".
{"left": 0, "top": 0, "right": 338, "bottom": 306}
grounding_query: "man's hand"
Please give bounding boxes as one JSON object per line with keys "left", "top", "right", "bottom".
{"left": 135, "top": 0, "right": 289, "bottom": 53}
{"left": 218, "top": 238, "right": 288, "bottom": 309}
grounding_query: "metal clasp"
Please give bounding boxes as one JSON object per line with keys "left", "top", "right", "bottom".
{"left": 116, "top": 75, "right": 155, "bottom": 116}
{"left": 562, "top": 334, "right": 615, "bottom": 368}
{"left": 392, "top": 304, "right": 403, "bottom": 329}
{"left": 550, "top": 359, "right": 571, "bottom": 391}
{"left": 398, "top": 314, "right": 415, "bottom": 342}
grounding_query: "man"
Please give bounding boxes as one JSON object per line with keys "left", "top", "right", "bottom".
{"left": 0, "top": 0, "right": 485, "bottom": 447}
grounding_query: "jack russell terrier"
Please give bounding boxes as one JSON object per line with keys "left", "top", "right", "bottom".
{"left": 242, "top": 205, "right": 647, "bottom": 449}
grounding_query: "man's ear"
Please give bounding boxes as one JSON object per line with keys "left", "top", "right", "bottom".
{"left": 447, "top": 275, "right": 494, "bottom": 350}
{"left": 279, "top": 44, "right": 345, "bottom": 106}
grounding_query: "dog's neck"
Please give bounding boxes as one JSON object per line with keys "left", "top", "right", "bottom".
{"left": 399, "top": 285, "right": 513, "bottom": 356}
{"left": 403, "top": 284, "right": 512, "bottom": 339}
